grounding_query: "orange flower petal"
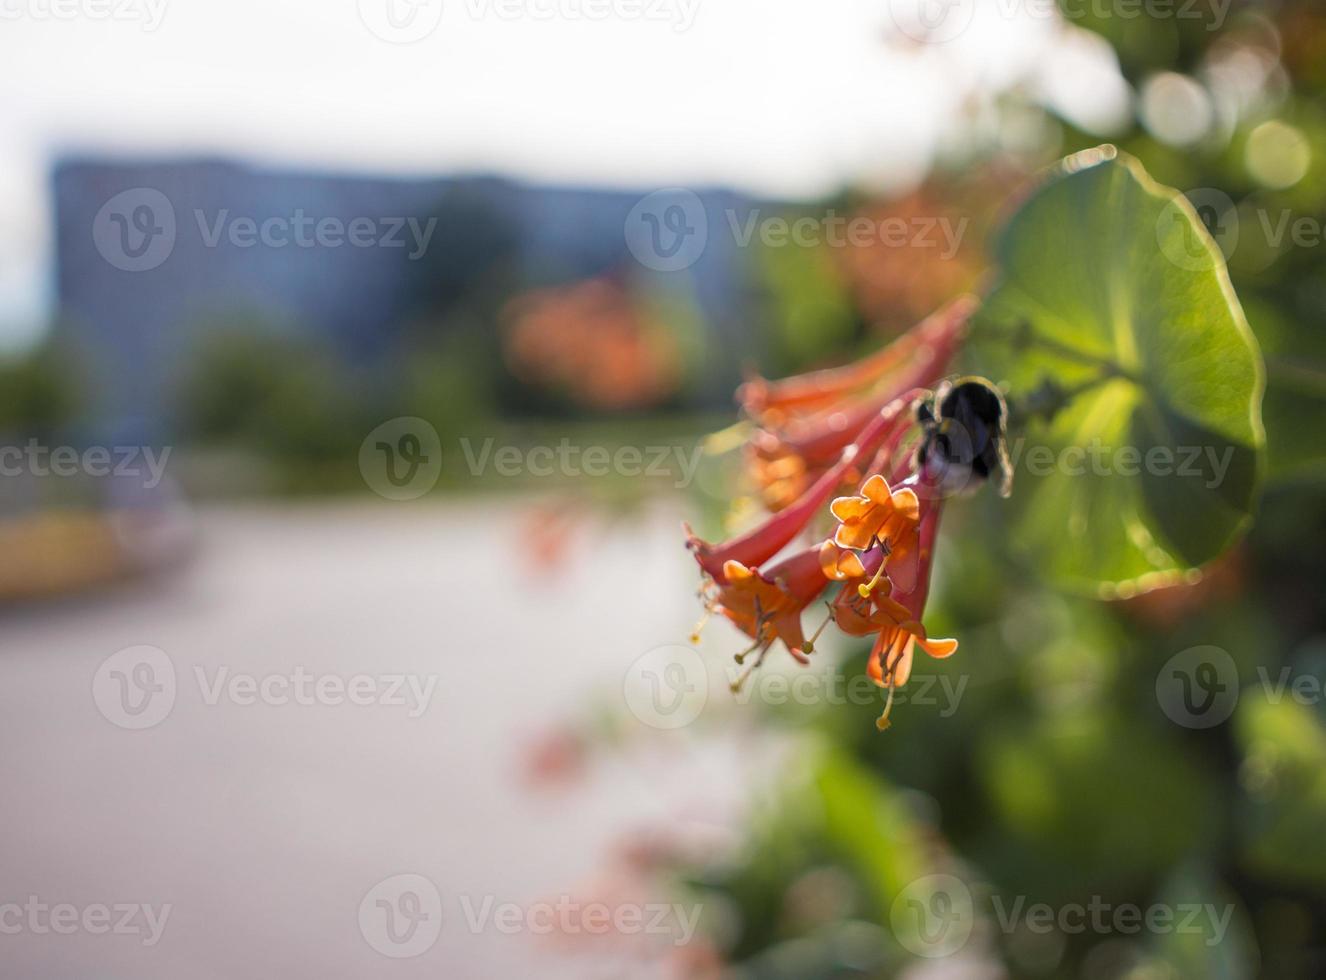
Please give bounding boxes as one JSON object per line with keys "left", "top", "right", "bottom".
{"left": 861, "top": 474, "right": 893, "bottom": 505}
{"left": 867, "top": 634, "right": 885, "bottom": 684}
{"left": 769, "top": 611, "right": 807, "bottom": 655}
{"left": 819, "top": 541, "right": 866, "bottom": 581}
{"left": 892, "top": 641, "right": 916, "bottom": 687}
{"left": 830, "top": 496, "right": 869, "bottom": 522}
{"left": 722, "top": 560, "right": 756, "bottom": 584}
{"left": 873, "top": 593, "right": 912, "bottom": 623}
{"left": 917, "top": 635, "right": 959, "bottom": 659}
{"left": 833, "top": 524, "right": 877, "bottom": 551}
{"left": 890, "top": 487, "right": 920, "bottom": 522}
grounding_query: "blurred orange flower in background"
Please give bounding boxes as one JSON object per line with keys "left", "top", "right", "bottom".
{"left": 501, "top": 277, "right": 682, "bottom": 411}
{"left": 832, "top": 184, "right": 989, "bottom": 330}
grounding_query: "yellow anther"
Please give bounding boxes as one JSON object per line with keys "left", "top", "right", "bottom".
{"left": 857, "top": 562, "right": 888, "bottom": 599}
{"left": 875, "top": 682, "right": 898, "bottom": 732}
{"left": 802, "top": 604, "right": 834, "bottom": 656}
{"left": 730, "top": 641, "right": 770, "bottom": 693}
{"left": 689, "top": 611, "right": 711, "bottom": 645}
{"left": 733, "top": 634, "right": 764, "bottom": 665}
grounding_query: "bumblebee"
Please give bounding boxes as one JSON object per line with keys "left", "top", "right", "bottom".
{"left": 916, "top": 377, "right": 1013, "bottom": 498}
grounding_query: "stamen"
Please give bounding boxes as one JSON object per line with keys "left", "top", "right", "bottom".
{"left": 858, "top": 562, "right": 889, "bottom": 599}
{"left": 802, "top": 603, "right": 834, "bottom": 655}
{"left": 875, "top": 631, "right": 907, "bottom": 731}
{"left": 875, "top": 681, "right": 897, "bottom": 732}
{"left": 857, "top": 538, "right": 892, "bottom": 599}
{"left": 730, "top": 640, "right": 772, "bottom": 693}
{"left": 733, "top": 637, "right": 760, "bottom": 665}
{"left": 689, "top": 611, "right": 712, "bottom": 645}
{"left": 734, "top": 622, "right": 772, "bottom": 664}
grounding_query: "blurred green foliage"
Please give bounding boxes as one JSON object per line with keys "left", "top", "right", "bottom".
{"left": 0, "top": 341, "right": 79, "bottom": 437}
{"left": 753, "top": 234, "right": 859, "bottom": 374}
{"left": 177, "top": 320, "right": 362, "bottom": 465}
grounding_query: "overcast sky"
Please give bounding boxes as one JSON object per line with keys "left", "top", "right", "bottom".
{"left": 0, "top": 0, "right": 1128, "bottom": 348}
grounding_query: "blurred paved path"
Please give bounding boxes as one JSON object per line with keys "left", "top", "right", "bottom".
{"left": 0, "top": 500, "right": 747, "bottom": 979}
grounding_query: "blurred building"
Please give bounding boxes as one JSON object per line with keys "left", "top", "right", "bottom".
{"left": 52, "top": 159, "right": 754, "bottom": 435}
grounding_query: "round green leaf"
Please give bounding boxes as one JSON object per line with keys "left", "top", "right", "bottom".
{"left": 975, "top": 146, "right": 1265, "bottom": 596}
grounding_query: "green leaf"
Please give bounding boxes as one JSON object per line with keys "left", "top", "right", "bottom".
{"left": 975, "top": 146, "right": 1265, "bottom": 596}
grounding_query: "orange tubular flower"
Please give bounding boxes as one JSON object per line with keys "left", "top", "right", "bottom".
{"left": 742, "top": 297, "right": 973, "bottom": 509}
{"left": 831, "top": 474, "right": 919, "bottom": 552}
{"left": 817, "top": 467, "right": 957, "bottom": 729}
{"left": 829, "top": 580, "right": 912, "bottom": 640}
{"left": 685, "top": 395, "right": 913, "bottom": 585}
{"left": 708, "top": 546, "right": 832, "bottom": 672}
{"left": 829, "top": 474, "right": 921, "bottom": 595}
{"left": 861, "top": 497, "right": 957, "bottom": 730}
{"left": 681, "top": 294, "right": 994, "bottom": 732}
{"left": 818, "top": 542, "right": 902, "bottom": 628}
{"left": 737, "top": 295, "right": 976, "bottom": 428}
{"left": 746, "top": 392, "right": 914, "bottom": 512}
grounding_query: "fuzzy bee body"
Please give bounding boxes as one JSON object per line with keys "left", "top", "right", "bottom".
{"left": 917, "top": 377, "right": 1013, "bottom": 497}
